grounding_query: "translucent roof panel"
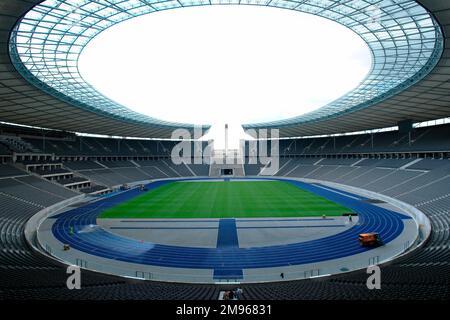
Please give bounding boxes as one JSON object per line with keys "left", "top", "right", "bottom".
{"left": 9, "top": 0, "right": 443, "bottom": 130}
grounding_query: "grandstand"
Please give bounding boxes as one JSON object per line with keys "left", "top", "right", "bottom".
{"left": 0, "top": 0, "right": 449, "bottom": 302}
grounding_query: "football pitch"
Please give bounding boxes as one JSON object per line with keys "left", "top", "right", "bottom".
{"left": 99, "top": 180, "right": 350, "bottom": 219}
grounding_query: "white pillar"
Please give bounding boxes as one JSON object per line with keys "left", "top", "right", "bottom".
{"left": 225, "top": 123, "right": 229, "bottom": 157}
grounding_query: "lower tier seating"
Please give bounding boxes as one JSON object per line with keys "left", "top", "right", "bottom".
{"left": 0, "top": 158, "right": 448, "bottom": 299}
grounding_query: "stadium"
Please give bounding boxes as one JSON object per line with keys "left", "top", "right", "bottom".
{"left": 0, "top": 0, "right": 449, "bottom": 302}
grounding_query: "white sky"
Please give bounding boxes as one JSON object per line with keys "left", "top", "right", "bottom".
{"left": 79, "top": 5, "right": 371, "bottom": 149}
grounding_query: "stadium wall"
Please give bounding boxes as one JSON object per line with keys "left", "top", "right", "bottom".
{"left": 24, "top": 194, "right": 86, "bottom": 256}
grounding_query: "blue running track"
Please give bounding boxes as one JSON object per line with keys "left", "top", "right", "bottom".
{"left": 50, "top": 178, "right": 411, "bottom": 279}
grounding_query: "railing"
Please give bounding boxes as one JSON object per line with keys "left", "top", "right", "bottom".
{"left": 135, "top": 271, "right": 153, "bottom": 280}
{"left": 38, "top": 237, "right": 409, "bottom": 284}
{"left": 304, "top": 269, "right": 320, "bottom": 278}
{"left": 76, "top": 258, "right": 88, "bottom": 268}
{"left": 368, "top": 256, "right": 380, "bottom": 266}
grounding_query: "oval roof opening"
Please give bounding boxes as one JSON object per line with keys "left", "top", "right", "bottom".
{"left": 79, "top": 5, "right": 371, "bottom": 146}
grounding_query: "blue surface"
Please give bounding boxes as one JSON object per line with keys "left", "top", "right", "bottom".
{"left": 237, "top": 225, "right": 346, "bottom": 229}
{"left": 215, "top": 219, "right": 241, "bottom": 279}
{"left": 51, "top": 178, "right": 411, "bottom": 280}
{"left": 110, "top": 227, "right": 218, "bottom": 230}
{"left": 120, "top": 218, "right": 336, "bottom": 223}
{"left": 111, "top": 225, "right": 346, "bottom": 230}
{"left": 216, "top": 219, "right": 239, "bottom": 248}
{"left": 213, "top": 268, "right": 243, "bottom": 280}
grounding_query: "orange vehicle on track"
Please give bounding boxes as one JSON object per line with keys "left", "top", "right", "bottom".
{"left": 358, "top": 233, "right": 383, "bottom": 247}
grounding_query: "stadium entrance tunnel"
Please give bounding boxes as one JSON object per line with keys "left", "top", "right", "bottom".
{"left": 31, "top": 177, "right": 424, "bottom": 284}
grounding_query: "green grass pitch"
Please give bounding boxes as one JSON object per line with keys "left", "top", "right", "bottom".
{"left": 99, "top": 180, "right": 350, "bottom": 219}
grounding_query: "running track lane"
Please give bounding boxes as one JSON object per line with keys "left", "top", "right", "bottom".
{"left": 50, "top": 178, "right": 411, "bottom": 277}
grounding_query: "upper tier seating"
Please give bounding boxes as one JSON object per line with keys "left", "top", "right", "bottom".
{"left": 277, "top": 124, "right": 450, "bottom": 155}
{"left": 79, "top": 185, "right": 109, "bottom": 194}
{"left": 244, "top": 164, "right": 264, "bottom": 176}
{"left": 98, "top": 161, "right": 136, "bottom": 168}
{"left": 0, "top": 143, "right": 11, "bottom": 155}
{"left": 319, "top": 158, "right": 359, "bottom": 166}
{"left": 187, "top": 164, "right": 210, "bottom": 176}
{"left": 56, "top": 177, "right": 90, "bottom": 185}
{"left": 34, "top": 168, "right": 72, "bottom": 176}
{"left": 0, "top": 176, "right": 78, "bottom": 207}
{"left": 0, "top": 164, "right": 28, "bottom": 178}
{"left": 13, "top": 123, "right": 450, "bottom": 157}
{"left": 63, "top": 161, "right": 104, "bottom": 170}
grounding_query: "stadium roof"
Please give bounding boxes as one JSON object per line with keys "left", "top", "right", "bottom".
{"left": 0, "top": 0, "right": 449, "bottom": 139}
